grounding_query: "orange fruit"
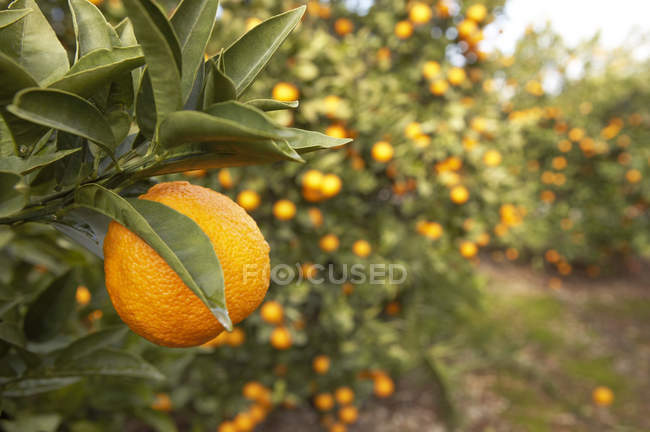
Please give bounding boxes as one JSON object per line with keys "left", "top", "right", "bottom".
{"left": 409, "top": 2, "right": 432, "bottom": 24}
{"left": 459, "top": 241, "right": 478, "bottom": 258}
{"left": 312, "top": 355, "right": 331, "bottom": 374}
{"left": 243, "top": 381, "right": 267, "bottom": 400}
{"left": 457, "top": 19, "right": 477, "bottom": 39}
{"left": 626, "top": 169, "right": 641, "bottom": 183}
{"left": 321, "top": 174, "right": 342, "bottom": 198}
{"left": 270, "top": 326, "right": 292, "bottom": 349}
{"left": 352, "top": 240, "right": 372, "bottom": 258}
{"left": 447, "top": 67, "right": 466, "bottom": 86}
{"left": 404, "top": 122, "right": 422, "bottom": 139}
{"left": 308, "top": 207, "right": 324, "bottom": 227}
{"left": 338, "top": 405, "right": 358, "bottom": 424}
{"left": 260, "top": 301, "right": 284, "bottom": 325}
{"left": 273, "top": 199, "right": 296, "bottom": 220}
{"left": 422, "top": 61, "right": 441, "bottom": 79}
{"left": 320, "top": 234, "right": 340, "bottom": 252}
{"left": 151, "top": 393, "right": 172, "bottom": 412}
{"left": 326, "top": 124, "right": 348, "bottom": 138}
{"left": 592, "top": 386, "right": 614, "bottom": 406}
{"left": 430, "top": 79, "right": 449, "bottom": 95}
{"left": 237, "top": 189, "right": 261, "bottom": 211}
{"left": 450, "top": 185, "right": 469, "bottom": 204}
{"left": 483, "top": 149, "right": 502, "bottom": 166}
{"left": 218, "top": 421, "right": 238, "bottom": 432}
{"left": 371, "top": 141, "right": 394, "bottom": 162}
{"left": 373, "top": 374, "right": 394, "bottom": 398}
{"left": 234, "top": 412, "right": 254, "bottom": 432}
{"left": 75, "top": 285, "right": 91, "bottom": 306}
{"left": 324, "top": 95, "right": 342, "bottom": 116}
{"left": 334, "top": 18, "right": 354, "bottom": 36}
{"left": 218, "top": 168, "right": 234, "bottom": 189}
{"left": 394, "top": 20, "right": 413, "bottom": 39}
{"left": 329, "top": 423, "right": 347, "bottom": 432}
{"left": 302, "top": 169, "right": 324, "bottom": 190}
{"left": 272, "top": 82, "right": 299, "bottom": 101}
{"left": 466, "top": 3, "right": 487, "bottom": 22}
{"left": 103, "top": 182, "right": 270, "bottom": 347}
{"left": 334, "top": 387, "right": 355, "bottom": 405}
{"left": 314, "top": 392, "right": 335, "bottom": 411}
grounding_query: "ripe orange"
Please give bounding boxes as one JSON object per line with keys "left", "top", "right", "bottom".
{"left": 234, "top": 412, "right": 254, "bottom": 432}
{"left": 409, "top": 2, "right": 432, "bottom": 24}
{"left": 592, "top": 386, "right": 614, "bottom": 406}
{"left": 103, "top": 182, "right": 270, "bottom": 347}
{"left": 151, "top": 393, "right": 172, "bottom": 412}
{"left": 314, "top": 392, "right": 335, "bottom": 411}
{"left": 312, "top": 355, "right": 331, "bottom": 374}
{"left": 75, "top": 285, "right": 91, "bottom": 306}
{"left": 243, "top": 381, "right": 267, "bottom": 400}
{"left": 335, "top": 387, "right": 355, "bottom": 405}
{"left": 430, "top": 79, "right": 449, "bottom": 95}
{"left": 326, "top": 124, "right": 348, "bottom": 138}
{"left": 273, "top": 199, "right": 296, "bottom": 220}
{"left": 272, "top": 82, "right": 299, "bottom": 102}
{"left": 308, "top": 207, "right": 324, "bottom": 227}
{"left": 404, "top": 122, "right": 422, "bottom": 139}
{"left": 302, "top": 169, "right": 324, "bottom": 190}
{"left": 394, "top": 20, "right": 413, "bottom": 39}
{"left": 218, "top": 168, "right": 234, "bottom": 189}
{"left": 324, "top": 95, "right": 342, "bottom": 116}
{"left": 321, "top": 174, "right": 342, "bottom": 197}
{"left": 270, "top": 326, "right": 292, "bottom": 349}
{"left": 352, "top": 240, "right": 372, "bottom": 258}
{"left": 320, "top": 234, "right": 340, "bottom": 252}
{"left": 626, "top": 169, "right": 641, "bottom": 183}
{"left": 334, "top": 18, "right": 354, "bottom": 36}
{"left": 237, "top": 189, "right": 261, "bottom": 211}
{"left": 260, "top": 301, "right": 284, "bottom": 325}
{"left": 483, "top": 149, "right": 502, "bottom": 166}
{"left": 329, "top": 423, "right": 347, "bottom": 432}
{"left": 371, "top": 141, "right": 394, "bottom": 162}
{"left": 459, "top": 241, "right": 478, "bottom": 258}
{"left": 373, "top": 374, "right": 394, "bottom": 398}
{"left": 422, "top": 61, "right": 441, "bottom": 79}
{"left": 447, "top": 67, "right": 466, "bottom": 86}
{"left": 466, "top": 3, "right": 487, "bottom": 23}
{"left": 457, "top": 19, "right": 477, "bottom": 39}
{"left": 449, "top": 185, "right": 469, "bottom": 204}
{"left": 338, "top": 405, "right": 358, "bottom": 424}
{"left": 218, "top": 421, "right": 238, "bottom": 432}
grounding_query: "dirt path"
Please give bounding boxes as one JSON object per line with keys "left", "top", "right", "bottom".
{"left": 260, "top": 261, "right": 650, "bottom": 432}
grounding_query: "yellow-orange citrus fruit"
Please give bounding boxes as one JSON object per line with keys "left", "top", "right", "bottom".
{"left": 270, "top": 326, "right": 292, "bottom": 349}
{"left": 626, "top": 169, "right": 641, "bottom": 183}
{"left": 460, "top": 241, "right": 478, "bottom": 258}
{"left": 324, "top": 95, "right": 341, "bottom": 116}
{"left": 260, "top": 301, "right": 284, "bottom": 325}
{"left": 103, "top": 182, "right": 270, "bottom": 347}
{"left": 234, "top": 412, "right": 254, "bottom": 432}
{"left": 272, "top": 82, "right": 299, "bottom": 102}
{"left": 405, "top": 122, "right": 422, "bottom": 139}
{"left": 394, "top": 20, "right": 413, "bottom": 39}
{"left": 334, "top": 18, "right": 354, "bottom": 36}
{"left": 352, "top": 240, "right": 372, "bottom": 258}
{"left": 422, "top": 61, "right": 441, "bottom": 79}
{"left": 373, "top": 374, "right": 394, "bottom": 398}
{"left": 218, "top": 421, "right": 238, "bottom": 432}
{"left": 568, "top": 127, "right": 585, "bottom": 142}
{"left": 342, "top": 282, "right": 354, "bottom": 295}
{"left": 308, "top": 207, "right": 324, "bottom": 227}
{"left": 243, "top": 381, "right": 266, "bottom": 400}
{"left": 326, "top": 124, "right": 348, "bottom": 138}
{"left": 151, "top": 393, "right": 172, "bottom": 412}
{"left": 314, "top": 392, "right": 335, "bottom": 411}
{"left": 466, "top": 3, "right": 487, "bottom": 22}
{"left": 237, "top": 189, "right": 261, "bottom": 211}
{"left": 76, "top": 285, "right": 91, "bottom": 306}
{"left": 321, "top": 174, "right": 343, "bottom": 197}
{"left": 249, "top": 404, "right": 268, "bottom": 423}
{"left": 320, "top": 234, "right": 340, "bottom": 252}
{"left": 302, "top": 169, "right": 324, "bottom": 190}
{"left": 273, "top": 199, "right": 296, "bottom": 220}
{"left": 335, "top": 387, "right": 355, "bottom": 405}
{"left": 371, "top": 141, "right": 394, "bottom": 162}
{"left": 430, "top": 79, "right": 449, "bottom": 95}
{"left": 218, "top": 168, "right": 234, "bottom": 189}
{"left": 592, "top": 386, "right": 614, "bottom": 406}
{"left": 447, "top": 67, "right": 466, "bottom": 86}
{"left": 330, "top": 423, "right": 347, "bottom": 432}
{"left": 312, "top": 355, "right": 331, "bottom": 374}
{"left": 457, "top": 19, "right": 477, "bottom": 39}
{"left": 450, "top": 185, "right": 469, "bottom": 204}
{"left": 483, "top": 149, "right": 502, "bottom": 166}
{"left": 409, "top": 2, "right": 432, "bottom": 24}
{"left": 338, "top": 405, "right": 359, "bottom": 424}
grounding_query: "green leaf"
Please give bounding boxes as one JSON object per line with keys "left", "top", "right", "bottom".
{"left": 170, "top": 0, "right": 219, "bottom": 102}
{"left": 223, "top": 6, "right": 305, "bottom": 96}
{"left": 7, "top": 88, "right": 117, "bottom": 154}
{"left": 0, "top": 0, "right": 69, "bottom": 86}
{"left": 69, "top": 0, "right": 112, "bottom": 60}
{"left": 0, "top": 413, "right": 62, "bottom": 432}
{"left": 134, "top": 409, "right": 178, "bottom": 432}
{"left": 287, "top": 128, "right": 352, "bottom": 153}
{"left": 54, "top": 348, "right": 164, "bottom": 380}
{"left": 0, "top": 148, "right": 81, "bottom": 175}
{"left": 0, "top": 115, "right": 13, "bottom": 156}
{"left": 53, "top": 207, "right": 111, "bottom": 258}
{"left": 0, "top": 8, "right": 31, "bottom": 29}
{"left": 74, "top": 184, "right": 231, "bottom": 330}
{"left": 246, "top": 99, "right": 299, "bottom": 111}
{"left": 0, "top": 171, "right": 27, "bottom": 217}
{"left": 49, "top": 47, "right": 145, "bottom": 98}
{"left": 0, "top": 52, "right": 38, "bottom": 106}
{"left": 135, "top": 71, "right": 156, "bottom": 138}
{"left": 55, "top": 327, "right": 129, "bottom": 364}
{"left": 23, "top": 271, "right": 77, "bottom": 342}
{"left": 0, "top": 322, "right": 25, "bottom": 348}
{"left": 1, "top": 377, "right": 82, "bottom": 397}
{"left": 123, "top": 0, "right": 182, "bottom": 121}
{"left": 202, "top": 58, "right": 236, "bottom": 108}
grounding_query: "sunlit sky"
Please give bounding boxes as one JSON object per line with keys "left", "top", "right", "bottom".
{"left": 483, "top": 0, "right": 650, "bottom": 59}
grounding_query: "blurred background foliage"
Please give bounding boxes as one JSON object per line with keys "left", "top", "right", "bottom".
{"left": 0, "top": 0, "right": 648, "bottom": 431}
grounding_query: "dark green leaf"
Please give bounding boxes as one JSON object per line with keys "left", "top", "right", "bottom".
{"left": 246, "top": 99, "right": 299, "bottom": 111}
{"left": 0, "top": 148, "right": 81, "bottom": 174}
{"left": 0, "top": 52, "right": 38, "bottom": 106}
{"left": 1, "top": 377, "right": 81, "bottom": 397}
{"left": 287, "top": 128, "right": 352, "bottom": 153}
{"left": 170, "top": 0, "right": 219, "bottom": 102}
{"left": 54, "top": 348, "right": 164, "bottom": 380}
{"left": 123, "top": 0, "right": 182, "bottom": 121}
{"left": 23, "top": 271, "right": 77, "bottom": 342}
{"left": 69, "top": 0, "right": 112, "bottom": 60}
{"left": 134, "top": 409, "right": 178, "bottom": 432}
{"left": 0, "top": 0, "right": 69, "bottom": 85}
{"left": 0, "top": 171, "right": 27, "bottom": 218}
{"left": 0, "top": 8, "right": 31, "bottom": 29}
{"left": 49, "top": 47, "right": 144, "bottom": 98}
{"left": 74, "top": 184, "right": 231, "bottom": 330}
{"left": 135, "top": 71, "right": 156, "bottom": 138}
{"left": 202, "top": 58, "right": 236, "bottom": 108}
{"left": 223, "top": 6, "right": 305, "bottom": 96}
{"left": 0, "top": 413, "right": 62, "bottom": 431}
{"left": 0, "top": 322, "right": 25, "bottom": 348}
{"left": 7, "top": 88, "right": 117, "bottom": 154}
{"left": 0, "top": 109, "right": 48, "bottom": 156}
{"left": 53, "top": 207, "right": 111, "bottom": 259}
{"left": 55, "top": 326, "right": 129, "bottom": 364}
